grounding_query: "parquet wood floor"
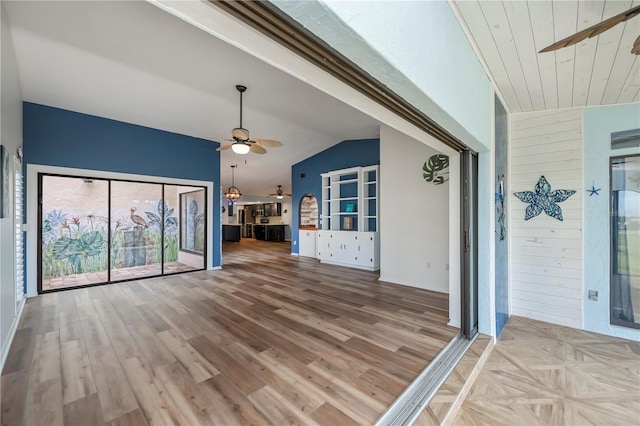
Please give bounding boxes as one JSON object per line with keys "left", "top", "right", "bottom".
{"left": 450, "top": 316, "right": 640, "bottom": 426}
{"left": 1, "top": 238, "right": 457, "bottom": 425}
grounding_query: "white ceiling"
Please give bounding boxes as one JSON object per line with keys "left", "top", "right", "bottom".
{"left": 7, "top": 0, "right": 638, "bottom": 200}
{"left": 452, "top": 0, "right": 640, "bottom": 113}
{"left": 4, "top": 0, "right": 379, "bottom": 197}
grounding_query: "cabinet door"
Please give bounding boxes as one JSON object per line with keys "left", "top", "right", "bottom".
{"left": 331, "top": 232, "right": 356, "bottom": 264}
{"left": 299, "top": 230, "right": 317, "bottom": 258}
{"left": 317, "top": 231, "right": 331, "bottom": 260}
{"left": 356, "top": 232, "right": 377, "bottom": 267}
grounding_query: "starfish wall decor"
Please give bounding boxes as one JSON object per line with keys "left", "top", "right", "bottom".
{"left": 587, "top": 184, "right": 601, "bottom": 197}
{"left": 513, "top": 175, "right": 576, "bottom": 221}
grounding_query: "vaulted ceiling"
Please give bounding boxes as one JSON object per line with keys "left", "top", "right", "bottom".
{"left": 4, "top": 0, "right": 379, "bottom": 198}
{"left": 452, "top": 0, "right": 640, "bottom": 113}
{"left": 5, "top": 0, "right": 638, "bottom": 199}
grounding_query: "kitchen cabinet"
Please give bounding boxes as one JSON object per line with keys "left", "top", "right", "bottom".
{"left": 316, "top": 231, "right": 379, "bottom": 271}
{"left": 222, "top": 225, "right": 241, "bottom": 242}
{"left": 253, "top": 224, "right": 286, "bottom": 242}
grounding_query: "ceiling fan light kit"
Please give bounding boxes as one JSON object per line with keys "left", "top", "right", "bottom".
{"left": 269, "top": 184, "right": 291, "bottom": 199}
{"left": 216, "top": 85, "right": 284, "bottom": 154}
{"left": 231, "top": 142, "right": 251, "bottom": 154}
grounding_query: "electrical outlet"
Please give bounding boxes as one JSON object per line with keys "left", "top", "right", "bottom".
{"left": 588, "top": 290, "right": 598, "bottom": 301}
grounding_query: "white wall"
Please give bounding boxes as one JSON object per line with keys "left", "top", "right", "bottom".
{"left": 379, "top": 125, "right": 450, "bottom": 294}
{"left": 510, "top": 108, "right": 583, "bottom": 329}
{"left": 0, "top": 1, "right": 25, "bottom": 370}
{"left": 583, "top": 104, "right": 640, "bottom": 341}
{"left": 273, "top": 0, "right": 492, "bottom": 152}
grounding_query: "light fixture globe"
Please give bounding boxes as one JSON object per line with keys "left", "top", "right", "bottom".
{"left": 224, "top": 186, "right": 242, "bottom": 202}
{"left": 231, "top": 142, "right": 251, "bottom": 155}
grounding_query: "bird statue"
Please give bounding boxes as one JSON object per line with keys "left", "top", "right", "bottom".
{"left": 130, "top": 207, "right": 148, "bottom": 228}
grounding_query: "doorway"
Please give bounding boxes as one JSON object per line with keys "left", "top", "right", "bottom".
{"left": 38, "top": 173, "right": 207, "bottom": 292}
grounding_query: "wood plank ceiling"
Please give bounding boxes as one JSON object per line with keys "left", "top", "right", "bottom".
{"left": 452, "top": 0, "right": 640, "bottom": 113}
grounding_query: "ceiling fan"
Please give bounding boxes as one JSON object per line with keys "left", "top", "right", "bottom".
{"left": 268, "top": 185, "right": 291, "bottom": 199}
{"left": 539, "top": 4, "right": 640, "bottom": 55}
{"left": 216, "top": 85, "right": 284, "bottom": 155}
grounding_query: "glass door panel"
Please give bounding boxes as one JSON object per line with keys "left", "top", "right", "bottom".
{"left": 41, "top": 175, "right": 109, "bottom": 291}
{"left": 110, "top": 181, "right": 163, "bottom": 281}
{"left": 611, "top": 155, "right": 640, "bottom": 328}
{"left": 171, "top": 185, "right": 206, "bottom": 273}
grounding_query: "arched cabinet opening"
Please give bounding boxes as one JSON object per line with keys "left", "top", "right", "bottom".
{"left": 298, "top": 194, "right": 318, "bottom": 258}
{"left": 299, "top": 194, "right": 318, "bottom": 229}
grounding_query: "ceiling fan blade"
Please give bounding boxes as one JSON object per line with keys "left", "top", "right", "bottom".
{"left": 250, "top": 144, "right": 267, "bottom": 154}
{"left": 633, "top": 35, "right": 640, "bottom": 55}
{"left": 539, "top": 4, "right": 640, "bottom": 53}
{"left": 216, "top": 143, "right": 234, "bottom": 151}
{"left": 251, "top": 138, "right": 283, "bottom": 148}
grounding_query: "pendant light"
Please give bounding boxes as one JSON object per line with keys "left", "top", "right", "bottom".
{"left": 224, "top": 165, "right": 242, "bottom": 203}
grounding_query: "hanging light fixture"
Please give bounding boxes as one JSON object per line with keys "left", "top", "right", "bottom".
{"left": 224, "top": 165, "right": 242, "bottom": 203}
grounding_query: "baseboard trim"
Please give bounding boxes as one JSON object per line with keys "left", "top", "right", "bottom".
{"left": 1, "top": 297, "right": 26, "bottom": 374}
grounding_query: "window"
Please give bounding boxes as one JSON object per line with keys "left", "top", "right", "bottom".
{"left": 611, "top": 154, "right": 640, "bottom": 329}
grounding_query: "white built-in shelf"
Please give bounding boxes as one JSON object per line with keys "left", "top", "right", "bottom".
{"left": 320, "top": 165, "right": 379, "bottom": 232}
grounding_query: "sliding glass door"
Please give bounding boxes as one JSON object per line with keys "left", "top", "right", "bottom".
{"left": 39, "top": 174, "right": 207, "bottom": 293}
{"left": 110, "top": 181, "right": 163, "bottom": 281}
{"left": 40, "top": 176, "right": 110, "bottom": 290}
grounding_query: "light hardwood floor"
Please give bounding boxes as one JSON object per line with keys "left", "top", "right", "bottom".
{"left": 1, "top": 239, "right": 457, "bottom": 425}
{"left": 450, "top": 316, "right": 640, "bottom": 426}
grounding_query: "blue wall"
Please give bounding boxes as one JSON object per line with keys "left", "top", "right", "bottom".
{"left": 291, "top": 138, "right": 379, "bottom": 254}
{"left": 23, "top": 102, "right": 222, "bottom": 268}
{"left": 583, "top": 104, "right": 640, "bottom": 341}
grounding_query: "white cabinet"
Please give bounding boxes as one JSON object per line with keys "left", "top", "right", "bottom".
{"left": 299, "top": 229, "right": 317, "bottom": 258}
{"left": 317, "top": 231, "right": 379, "bottom": 271}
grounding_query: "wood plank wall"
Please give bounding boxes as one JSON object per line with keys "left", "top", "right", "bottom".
{"left": 510, "top": 108, "right": 583, "bottom": 328}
